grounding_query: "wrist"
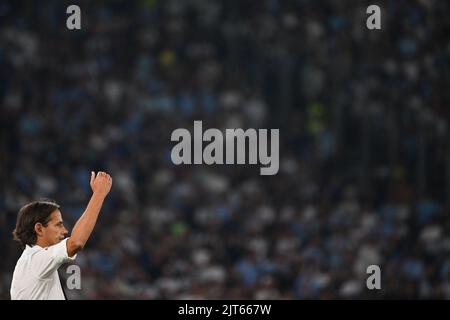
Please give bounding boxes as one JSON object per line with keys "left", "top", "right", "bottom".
{"left": 92, "top": 190, "right": 106, "bottom": 200}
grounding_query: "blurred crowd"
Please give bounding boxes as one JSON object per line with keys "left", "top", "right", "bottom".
{"left": 1, "top": 0, "right": 449, "bottom": 299}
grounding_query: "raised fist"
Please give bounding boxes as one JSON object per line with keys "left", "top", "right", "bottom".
{"left": 90, "top": 171, "right": 112, "bottom": 198}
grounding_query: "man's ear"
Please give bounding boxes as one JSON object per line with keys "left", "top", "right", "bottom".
{"left": 34, "top": 223, "right": 44, "bottom": 237}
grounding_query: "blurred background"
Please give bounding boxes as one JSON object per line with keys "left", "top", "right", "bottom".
{"left": 0, "top": 0, "right": 449, "bottom": 299}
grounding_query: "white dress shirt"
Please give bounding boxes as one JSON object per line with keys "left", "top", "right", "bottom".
{"left": 10, "top": 238, "right": 77, "bottom": 300}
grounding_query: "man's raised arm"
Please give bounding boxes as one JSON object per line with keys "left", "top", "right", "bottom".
{"left": 67, "top": 171, "right": 112, "bottom": 257}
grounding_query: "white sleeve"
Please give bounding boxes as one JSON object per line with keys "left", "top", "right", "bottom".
{"left": 29, "top": 238, "right": 77, "bottom": 279}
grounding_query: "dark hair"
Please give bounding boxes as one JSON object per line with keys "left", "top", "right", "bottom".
{"left": 12, "top": 199, "right": 60, "bottom": 248}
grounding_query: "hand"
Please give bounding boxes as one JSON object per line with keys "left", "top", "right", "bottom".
{"left": 90, "top": 171, "right": 112, "bottom": 198}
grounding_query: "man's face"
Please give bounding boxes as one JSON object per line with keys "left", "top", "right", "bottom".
{"left": 40, "top": 210, "right": 68, "bottom": 247}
